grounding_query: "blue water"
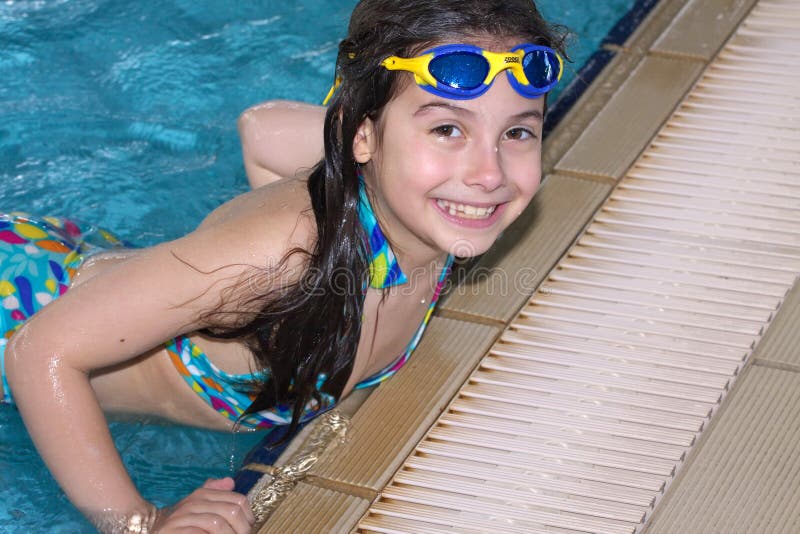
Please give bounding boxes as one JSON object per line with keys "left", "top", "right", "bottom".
{"left": 0, "top": 0, "right": 635, "bottom": 530}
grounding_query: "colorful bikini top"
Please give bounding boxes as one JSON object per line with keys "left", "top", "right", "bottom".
{"left": 166, "top": 185, "right": 454, "bottom": 429}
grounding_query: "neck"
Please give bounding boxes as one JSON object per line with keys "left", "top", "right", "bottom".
{"left": 395, "top": 247, "right": 450, "bottom": 285}
{"left": 358, "top": 168, "right": 452, "bottom": 280}
{"left": 368, "top": 196, "right": 450, "bottom": 275}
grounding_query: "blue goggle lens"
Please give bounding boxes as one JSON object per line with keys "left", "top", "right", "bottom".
{"left": 429, "top": 52, "right": 489, "bottom": 90}
{"left": 522, "top": 49, "right": 560, "bottom": 89}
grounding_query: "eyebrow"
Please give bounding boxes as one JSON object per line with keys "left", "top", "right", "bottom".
{"left": 414, "top": 102, "right": 471, "bottom": 117}
{"left": 511, "top": 109, "right": 545, "bottom": 122}
{"left": 414, "top": 102, "right": 544, "bottom": 122}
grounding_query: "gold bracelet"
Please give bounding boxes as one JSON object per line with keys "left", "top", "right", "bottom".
{"left": 249, "top": 409, "right": 350, "bottom": 526}
{"left": 126, "top": 512, "right": 146, "bottom": 534}
{"left": 88, "top": 503, "right": 159, "bottom": 534}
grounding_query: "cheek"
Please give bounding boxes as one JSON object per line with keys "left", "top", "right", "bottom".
{"left": 379, "top": 138, "right": 453, "bottom": 194}
{"left": 510, "top": 159, "right": 542, "bottom": 199}
{"left": 525, "top": 171, "right": 543, "bottom": 197}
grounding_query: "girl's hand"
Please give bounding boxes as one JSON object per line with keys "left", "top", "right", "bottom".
{"left": 155, "top": 477, "right": 254, "bottom": 533}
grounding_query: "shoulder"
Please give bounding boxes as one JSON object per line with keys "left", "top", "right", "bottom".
{"left": 198, "top": 176, "right": 314, "bottom": 251}
{"left": 165, "top": 177, "right": 317, "bottom": 321}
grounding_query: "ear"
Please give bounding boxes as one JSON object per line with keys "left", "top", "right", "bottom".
{"left": 352, "top": 117, "right": 377, "bottom": 164}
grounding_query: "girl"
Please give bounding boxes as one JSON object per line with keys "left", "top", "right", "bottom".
{"left": 2, "top": 0, "right": 565, "bottom": 531}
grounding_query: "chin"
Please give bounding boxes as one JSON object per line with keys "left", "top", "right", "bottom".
{"left": 446, "top": 237, "right": 496, "bottom": 258}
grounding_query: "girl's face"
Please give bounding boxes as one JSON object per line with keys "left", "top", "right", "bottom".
{"left": 355, "top": 54, "right": 545, "bottom": 263}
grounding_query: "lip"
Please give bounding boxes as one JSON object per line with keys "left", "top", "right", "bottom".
{"left": 432, "top": 198, "right": 508, "bottom": 228}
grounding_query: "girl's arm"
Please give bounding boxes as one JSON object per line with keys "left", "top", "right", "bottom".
{"left": 238, "top": 100, "right": 325, "bottom": 189}
{"left": 5, "top": 186, "right": 310, "bottom": 530}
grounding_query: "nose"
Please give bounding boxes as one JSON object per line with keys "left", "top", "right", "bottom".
{"left": 464, "top": 141, "right": 504, "bottom": 191}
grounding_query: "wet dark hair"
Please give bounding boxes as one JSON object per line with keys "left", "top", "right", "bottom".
{"left": 210, "top": 0, "right": 567, "bottom": 441}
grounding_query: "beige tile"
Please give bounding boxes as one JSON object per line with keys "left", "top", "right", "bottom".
{"left": 644, "top": 366, "right": 800, "bottom": 534}
{"left": 543, "top": 0, "right": 692, "bottom": 175}
{"left": 543, "top": 51, "right": 644, "bottom": 176}
{"left": 257, "top": 482, "right": 369, "bottom": 534}
{"left": 619, "top": 0, "right": 692, "bottom": 54}
{"left": 556, "top": 55, "right": 703, "bottom": 180}
{"left": 309, "top": 317, "right": 500, "bottom": 492}
{"left": 752, "top": 281, "right": 800, "bottom": 368}
{"left": 652, "top": 0, "right": 759, "bottom": 60}
{"left": 437, "top": 174, "right": 611, "bottom": 324}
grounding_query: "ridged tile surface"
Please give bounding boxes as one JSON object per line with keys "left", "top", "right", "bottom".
{"left": 258, "top": 482, "right": 369, "bottom": 534}
{"left": 644, "top": 366, "right": 800, "bottom": 534}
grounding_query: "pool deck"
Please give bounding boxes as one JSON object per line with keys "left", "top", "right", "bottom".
{"left": 246, "top": 0, "right": 800, "bottom": 531}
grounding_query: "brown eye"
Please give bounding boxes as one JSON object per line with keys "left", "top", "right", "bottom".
{"left": 504, "top": 127, "right": 534, "bottom": 141}
{"left": 432, "top": 124, "right": 463, "bottom": 138}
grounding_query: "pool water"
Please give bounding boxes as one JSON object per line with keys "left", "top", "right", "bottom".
{"left": 0, "top": 0, "right": 637, "bottom": 530}
{"left": 0, "top": 410, "right": 263, "bottom": 532}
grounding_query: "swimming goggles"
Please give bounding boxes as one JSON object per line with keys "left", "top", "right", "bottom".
{"left": 381, "top": 43, "right": 563, "bottom": 100}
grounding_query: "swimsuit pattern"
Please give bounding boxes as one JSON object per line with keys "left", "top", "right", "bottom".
{"left": 0, "top": 213, "right": 127, "bottom": 403}
{"left": 358, "top": 182, "right": 408, "bottom": 288}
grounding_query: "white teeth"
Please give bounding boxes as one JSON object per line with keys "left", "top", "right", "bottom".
{"left": 437, "top": 199, "right": 497, "bottom": 219}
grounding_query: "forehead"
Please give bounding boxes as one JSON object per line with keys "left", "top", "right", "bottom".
{"left": 387, "top": 71, "right": 546, "bottom": 122}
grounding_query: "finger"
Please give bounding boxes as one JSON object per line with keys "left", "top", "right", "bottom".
{"left": 160, "top": 527, "right": 210, "bottom": 534}
{"left": 158, "top": 512, "right": 237, "bottom": 534}
{"left": 202, "top": 477, "right": 235, "bottom": 491}
{"left": 195, "top": 487, "right": 254, "bottom": 526}
{"left": 176, "top": 495, "right": 254, "bottom": 532}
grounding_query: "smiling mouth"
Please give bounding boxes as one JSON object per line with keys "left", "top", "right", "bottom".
{"left": 436, "top": 199, "right": 498, "bottom": 219}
